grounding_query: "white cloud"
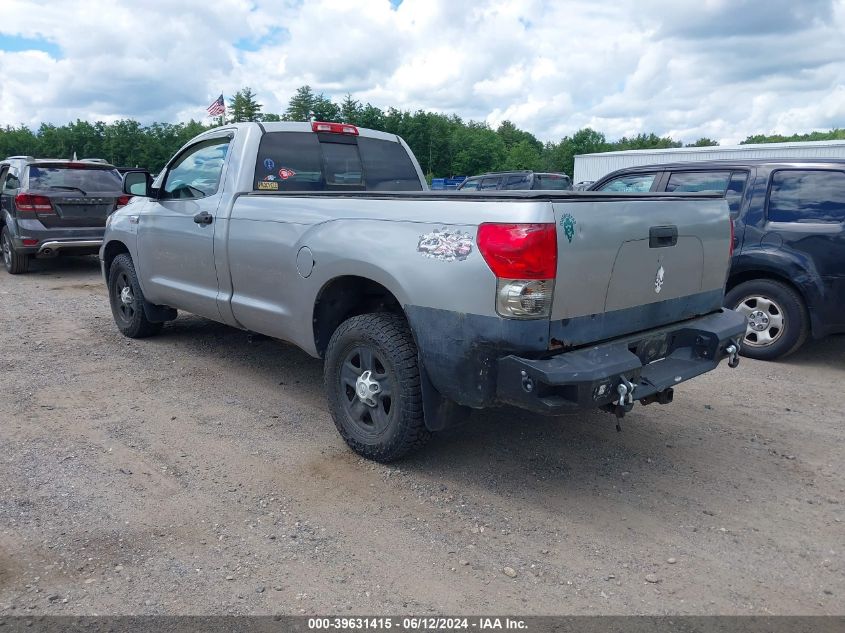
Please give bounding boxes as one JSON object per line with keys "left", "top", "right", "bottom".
{"left": 0, "top": 0, "right": 844, "bottom": 145}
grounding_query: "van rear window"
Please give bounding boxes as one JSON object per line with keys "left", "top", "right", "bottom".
{"left": 253, "top": 132, "right": 422, "bottom": 192}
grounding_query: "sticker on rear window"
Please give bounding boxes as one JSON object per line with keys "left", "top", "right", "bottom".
{"left": 257, "top": 181, "right": 279, "bottom": 190}
{"left": 263, "top": 158, "right": 275, "bottom": 171}
{"left": 278, "top": 168, "right": 296, "bottom": 180}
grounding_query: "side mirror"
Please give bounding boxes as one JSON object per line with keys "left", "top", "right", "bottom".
{"left": 122, "top": 170, "right": 152, "bottom": 197}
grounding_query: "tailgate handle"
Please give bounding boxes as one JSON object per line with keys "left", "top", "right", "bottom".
{"left": 649, "top": 225, "right": 677, "bottom": 248}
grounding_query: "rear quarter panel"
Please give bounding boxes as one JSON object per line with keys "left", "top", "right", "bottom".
{"left": 224, "top": 195, "right": 555, "bottom": 356}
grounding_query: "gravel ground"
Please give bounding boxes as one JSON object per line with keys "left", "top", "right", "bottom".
{"left": 0, "top": 256, "right": 843, "bottom": 616}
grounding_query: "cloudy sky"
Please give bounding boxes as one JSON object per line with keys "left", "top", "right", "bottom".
{"left": 0, "top": 0, "right": 843, "bottom": 144}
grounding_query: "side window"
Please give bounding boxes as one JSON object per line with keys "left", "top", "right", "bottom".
{"left": 768, "top": 170, "right": 845, "bottom": 223}
{"left": 598, "top": 173, "right": 656, "bottom": 192}
{"left": 3, "top": 169, "right": 20, "bottom": 191}
{"left": 162, "top": 138, "right": 230, "bottom": 200}
{"left": 480, "top": 177, "right": 500, "bottom": 190}
{"left": 505, "top": 175, "right": 530, "bottom": 190}
{"left": 665, "top": 171, "right": 731, "bottom": 193}
{"left": 725, "top": 171, "right": 749, "bottom": 216}
{"left": 460, "top": 179, "right": 480, "bottom": 191}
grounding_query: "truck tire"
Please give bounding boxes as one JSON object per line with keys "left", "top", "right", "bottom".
{"left": 324, "top": 312, "right": 430, "bottom": 462}
{"left": 1, "top": 226, "right": 30, "bottom": 274}
{"left": 108, "top": 253, "right": 163, "bottom": 339}
{"left": 725, "top": 279, "right": 808, "bottom": 360}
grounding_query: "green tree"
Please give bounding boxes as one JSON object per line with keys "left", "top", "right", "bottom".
{"left": 503, "top": 139, "right": 542, "bottom": 171}
{"left": 449, "top": 122, "right": 506, "bottom": 175}
{"left": 228, "top": 87, "right": 263, "bottom": 123}
{"left": 741, "top": 128, "right": 845, "bottom": 144}
{"left": 687, "top": 137, "right": 719, "bottom": 147}
{"left": 284, "top": 85, "right": 316, "bottom": 121}
{"left": 311, "top": 94, "right": 340, "bottom": 122}
{"left": 545, "top": 128, "right": 607, "bottom": 177}
{"left": 340, "top": 94, "right": 362, "bottom": 124}
{"left": 497, "top": 120, "right": 542, "bottom": 153}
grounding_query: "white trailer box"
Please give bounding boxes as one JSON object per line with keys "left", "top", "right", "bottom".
{"left": 574, "top": 139, "right": 845, "bottom": 184}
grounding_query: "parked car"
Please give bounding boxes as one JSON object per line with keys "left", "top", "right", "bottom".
{"left": 589, "top": 159, "right": 845, "bottom": 360}
{"left": 458, "top": 170, "right": 572, "bottom": 191}
{"left": 0, "top": 157, "right": 128, "bottom": 274}
{"left": 101, "top": 121, "right": 743, "bottom": 461}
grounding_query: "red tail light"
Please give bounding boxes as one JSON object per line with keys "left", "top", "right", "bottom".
{"left": 115, "top": 195, "right": 131, "bottom": 208}
{"left": 476, "top": 223, "right": 557, "bottom": 280}
{"left": 15, "top": 193, "right": 56, "bottom": 215}
{"left": 311, "top": 121, "right": 359, "bottom": 135}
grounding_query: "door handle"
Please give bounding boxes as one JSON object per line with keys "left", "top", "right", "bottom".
{"left": 649, "top": 225, "right": 678, "bottom": 248}
{"left": 193, "top": 211, "right": 213, "bottom": 225}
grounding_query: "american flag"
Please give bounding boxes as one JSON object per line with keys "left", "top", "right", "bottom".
{"left": 207, "top": 94, "right": 225, "bottom": 116}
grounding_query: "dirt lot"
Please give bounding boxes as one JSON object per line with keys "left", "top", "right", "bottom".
{"left": 0, "top": 256, "right": 842, "bottom": 616}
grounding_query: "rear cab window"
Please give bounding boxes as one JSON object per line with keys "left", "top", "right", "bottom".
{"left": 26, "top": 165, "right": 122, "bottom": 192}
{"left": 253, "top": 132, "right": 422, "bottom": 192}
{"left": 598, "top": 173, "right": 657, "bottom": 192}
{"left": 767, "top": 170, "right": 845, "bottom": 224}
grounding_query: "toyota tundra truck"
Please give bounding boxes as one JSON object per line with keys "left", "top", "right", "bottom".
{"left": 100, "top": 121, "right": 745, "bottom": 462}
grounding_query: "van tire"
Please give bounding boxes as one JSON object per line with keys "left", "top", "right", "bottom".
{"left": 725, "top": 279, "right": 808, "bottom": 360}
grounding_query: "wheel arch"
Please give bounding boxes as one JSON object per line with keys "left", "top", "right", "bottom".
{"left": 312, "top": 275, "right": 405, "bottom": 359}
{"left": 102, "top": 239, "right": 131, "bottom": 276}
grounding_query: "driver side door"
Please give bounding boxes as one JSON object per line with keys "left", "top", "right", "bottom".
{"left": 136, "top": 135, "right": 231, "bottom": 319}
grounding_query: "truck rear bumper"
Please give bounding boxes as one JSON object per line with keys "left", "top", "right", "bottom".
{"left": 496, "top": 308, "right": 746, "bottom": 415}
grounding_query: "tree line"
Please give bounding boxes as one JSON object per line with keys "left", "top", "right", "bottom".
{"left": 2, "top": 85, "right": 843, "bottom": 179}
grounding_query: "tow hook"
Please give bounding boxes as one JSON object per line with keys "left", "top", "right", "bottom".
{"left": 726, "top": 341, "right": 740, "bottom": 368}
{"left": 613, "top": 377, "right": 636, "bottom": 430}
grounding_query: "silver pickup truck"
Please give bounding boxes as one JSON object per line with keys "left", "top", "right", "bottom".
{"left": 101, "top": 121, "right": 745, "bottom": 461}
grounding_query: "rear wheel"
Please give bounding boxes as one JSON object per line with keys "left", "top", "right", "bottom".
{"left": 324, "top": 313, "right": 430, "bottom": 462}
{"left": 1, "top": 226, "right": 30, "bottom": 274}
{"left": 108, "top": 253, "right": 163, "bottom": 338}
{"left": 725, "top": 279, "right": 808, "bottom": 360}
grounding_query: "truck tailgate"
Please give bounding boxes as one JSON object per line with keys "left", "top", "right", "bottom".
{"left": 550, "top": 197, "right": 730, "bottom": 346}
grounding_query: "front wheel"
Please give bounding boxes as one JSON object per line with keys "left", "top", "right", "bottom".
{"left": 108, "top": 253, "right": 163, "bottom": 338}
{"left": 324, "top": 312, "right": 430, "bottom": 462}
{"left": 725, "top": 279, "right": 808, "bottom": 360}
{"left": 1, "top": 226, "right": 30, "bottom": 274}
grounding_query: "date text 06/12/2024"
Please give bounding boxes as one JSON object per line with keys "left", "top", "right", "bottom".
{"left": 307, "top": 617, "right": 528, "bottom": 630}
